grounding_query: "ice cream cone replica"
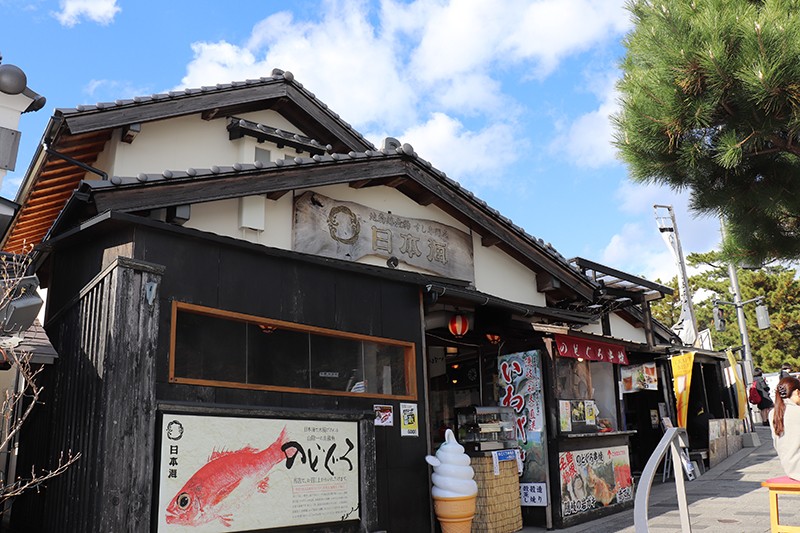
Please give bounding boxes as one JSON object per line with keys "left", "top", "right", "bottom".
{"left": 425, "top": 429, "right": 478, "bottom": 533}
{"left": 432, "top": 494, "right": 477, "bottom": 533}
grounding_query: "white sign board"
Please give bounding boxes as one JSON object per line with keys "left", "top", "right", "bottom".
{"left": 156, "top": 414, "right": 359, "bottom": 532}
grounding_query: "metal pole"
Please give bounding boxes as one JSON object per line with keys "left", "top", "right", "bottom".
{"left": 719, "top": 218, "right": 756, "bottom": 430}
{"left": 719, "top": 219, "right": 753, "bottom": 382}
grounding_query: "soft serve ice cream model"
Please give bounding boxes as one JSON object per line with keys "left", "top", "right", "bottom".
{"left": 425, "top": 429, "right": 478, "bottom": 533}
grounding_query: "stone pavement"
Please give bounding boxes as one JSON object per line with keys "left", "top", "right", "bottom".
{"left": 521, "top": 424, "right": 797, "bottom": 532}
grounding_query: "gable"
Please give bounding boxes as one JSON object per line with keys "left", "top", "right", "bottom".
{"left": 3, "top": 70, "right": 372, "bottom": 255}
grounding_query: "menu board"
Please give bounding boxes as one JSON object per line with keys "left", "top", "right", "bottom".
{"left": 156, "top": 414, "right": 359, "bottom": 532}
{"left": 620, "top": 362, "right": 658, "bottom": 393}
{"left": 558, "top": 446, "right": 633, "bottom": 518}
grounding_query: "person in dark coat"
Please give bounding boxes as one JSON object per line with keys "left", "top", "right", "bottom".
{"left": 754, "top": 367, "right": 775, "bottom": 426}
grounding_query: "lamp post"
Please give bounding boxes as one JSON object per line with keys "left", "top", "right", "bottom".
{"left": 0, "top": 52, "right": 45, "bottom": 188}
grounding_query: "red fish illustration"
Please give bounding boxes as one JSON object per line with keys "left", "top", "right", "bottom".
{"left": 165, "top": 427, "right": 290, "bottom": 527}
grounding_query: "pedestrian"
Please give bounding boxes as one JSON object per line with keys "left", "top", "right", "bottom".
{"left": 769, "top": 375, "right": 800, "bottom": 480}
{"left": 780, "top": 362, "right": 793, "bottom": 380}
{"left": 754, "top": 367, "right": 774, "bottom": 426}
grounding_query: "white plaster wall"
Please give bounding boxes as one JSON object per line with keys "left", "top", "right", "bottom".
{"left": 574, "top": 313, "right": 647, "bottom": 343}
{"left": 609, "top": 313, "right": 647, "bottom": 343}
{"left": 578, "top": 321, "right": 604, "bottom": 335}
{"left": 186, "top": 182, "right": 546, "bottom": 306}
{"left": 472, "top": 234, "right": 543, "bottom": 306}
{"left": 95, "top": 109, "right": 550, "bottom": 308}
{"left": 107, "top": 110, "right": 311, "bottom": 177}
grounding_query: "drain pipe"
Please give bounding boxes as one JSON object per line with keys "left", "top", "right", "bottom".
{"left": 44, "top": 147, "right": 107, "bottom": 180}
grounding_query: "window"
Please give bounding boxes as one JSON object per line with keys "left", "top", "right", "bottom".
{"left": 170, "top": 301, "right": 416, "bottom": 399}
{"left": 255, "top": 147, "right": 271, "bottom": 164}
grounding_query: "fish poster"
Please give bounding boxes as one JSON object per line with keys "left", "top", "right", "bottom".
{"left": 558, "top": 446, "right": 633, "bottom": 518}
{"left": 156, "top": 414, "right": 360, "bottom": 532}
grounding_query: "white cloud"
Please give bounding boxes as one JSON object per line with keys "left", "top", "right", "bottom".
{"left": 400, "top": 112, "right": 519, "bottom": 188}
{"left": 53, "top": 0, "right": 119, "bottom": 27}
{"left": 502, "top": 0, "right": 631, "bottom": 78}
{"left": 175, "top": 0, "right": 630, "bottom": 187}
{"left": 178, "top": 5, "right": 418, "bottom": 132}
{"left": 549, "top": 69, "right": 621, "bottom": 167}
{"left": 83, "top": 79, "right": 151, "bottom": 100}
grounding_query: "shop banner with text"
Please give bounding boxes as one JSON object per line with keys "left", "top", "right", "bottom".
{"left": 726, "top": 349, "right": 748, "bottom": 420}
{"left": 498, "top": 351, "right": 547, "bottom": 506}
{"left": 156, "top": 414, "right": 359, "bottom": 532}
{"left": 558, "top": 446, "right": 633, "bottom": 518}
{"left": 554, "top": 334, "right": 628, "bottom": 365}
{"left": 670, "top": 352, "right": 695, "bottom": 427}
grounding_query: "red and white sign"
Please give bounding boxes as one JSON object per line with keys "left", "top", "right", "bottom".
{"left": 554, "top": 334, "right": 628, "bottom": 365}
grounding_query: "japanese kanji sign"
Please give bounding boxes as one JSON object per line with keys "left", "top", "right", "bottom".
{"left": 293, "top": 191, "right": 474, "bottom": 281}
{"left": 554, "top": 334, "right": 628, "bottom": 365}
{"left": 156, "top": 414, "right": 359, "bottom": 532}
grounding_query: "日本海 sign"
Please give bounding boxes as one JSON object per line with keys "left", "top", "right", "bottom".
{"left": 293, "top": 191, "right": 474, "bottom": 281}
{"left": 156, "top": 414, "right": 359, "bottom": 532}
{"left": 554, "top": 334, "right": 628, "bottom": 365}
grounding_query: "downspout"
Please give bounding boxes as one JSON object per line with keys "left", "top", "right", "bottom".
{"left": 44, "top": 147, "right": 107, "bottom": 180}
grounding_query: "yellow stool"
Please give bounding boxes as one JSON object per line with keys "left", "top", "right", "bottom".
{"left": 762, "top": 476, "right": 800, "bottom": 532}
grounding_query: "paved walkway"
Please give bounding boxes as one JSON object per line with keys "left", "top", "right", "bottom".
{"left": 522, "top": 425, "right": 795, "bottom": 532}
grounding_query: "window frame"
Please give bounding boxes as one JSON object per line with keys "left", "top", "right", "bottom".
{"left": 169, "top": 301, "right": 418, "bottom": 400}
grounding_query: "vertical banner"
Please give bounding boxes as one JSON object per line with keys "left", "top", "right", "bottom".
{"left": 498, "top": 351, "right": 547, "bottom": 506}
{"left": 670, "top": 352, "right": 695, "bottom": 427}
{"left": 726, "top": 349, "right": 748, "bottom": 420}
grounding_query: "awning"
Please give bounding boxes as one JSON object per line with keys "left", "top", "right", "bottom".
{"left": 554, "top": 333, "right": 628, "bottom": 365}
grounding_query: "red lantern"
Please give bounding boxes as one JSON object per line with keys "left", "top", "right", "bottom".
{"left": 448, "top": 314, "right": 469, "bottom": 338}
{"left": 485, "top": 333, "right": 501, "bottom": 345}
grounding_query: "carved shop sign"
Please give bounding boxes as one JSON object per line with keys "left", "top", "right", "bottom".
{"left": 554, "top": 334, "right": 628, "bottom": 365}
{"left": 293, "top": 191, "right": 474, "bottom": 281}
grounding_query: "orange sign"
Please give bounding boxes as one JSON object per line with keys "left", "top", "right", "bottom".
{"left": 670, "top": 352, "right": 695, "bottom": 427}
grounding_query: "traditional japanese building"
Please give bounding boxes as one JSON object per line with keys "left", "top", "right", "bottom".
{"left": 2, "top": 69, "right": 738, "bottom": 532}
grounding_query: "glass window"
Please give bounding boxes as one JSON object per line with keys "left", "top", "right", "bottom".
{"left": 171, "top": 302, "right": 416, "bottom": 399}
{"left": 554, "top": 357, "right": 618, "bottom": 433}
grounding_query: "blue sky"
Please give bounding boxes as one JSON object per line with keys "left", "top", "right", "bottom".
{"left": 2, "top": 0, "right": 725, "bottom": 282}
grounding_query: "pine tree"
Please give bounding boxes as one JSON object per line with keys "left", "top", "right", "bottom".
{"left": 614, "top": 0, "right": 800, "bottom": 263}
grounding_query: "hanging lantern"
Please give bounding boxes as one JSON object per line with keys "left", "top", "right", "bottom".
{"left": 448, "top": 314, "right": 469, "bottom": 338}
{"left": 485, "top": 333, "right": 502, "bottom": 345}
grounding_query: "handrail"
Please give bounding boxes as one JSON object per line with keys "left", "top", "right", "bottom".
{"left": 634, "top": 427, "right": 692, "bottom": 532}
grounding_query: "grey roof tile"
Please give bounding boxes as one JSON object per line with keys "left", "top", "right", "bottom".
{"left": 89, "top": 145, "right": 581, "bottom": 274}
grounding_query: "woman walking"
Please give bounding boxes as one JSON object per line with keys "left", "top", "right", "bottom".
{"left": 754, "top": 367, "right": 774, "bottom": 425}
{"left": 769, "top": 376, "right": 800, "bottom": 480}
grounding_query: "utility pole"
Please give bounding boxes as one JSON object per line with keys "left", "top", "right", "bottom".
{"left": 654, "top": 205, "right": 698, "bottom": 346}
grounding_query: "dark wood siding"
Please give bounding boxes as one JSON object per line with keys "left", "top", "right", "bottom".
{"left": 11, "top": 256, "right": 162, "bottom": 532}
{"left": 135, "top": 226, "right": 431, "bottom": 532}
{"left": 14, "top": 218, "right": 431, "bottom": 532}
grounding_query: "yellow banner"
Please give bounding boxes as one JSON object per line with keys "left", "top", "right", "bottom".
{"left": 671, "top": 352, "right": 695, "bottom": 427}
{"left": 726, "top": 349, "right": 748, "bottom": 420}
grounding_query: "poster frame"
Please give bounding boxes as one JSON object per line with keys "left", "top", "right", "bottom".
{"left": 153, "top": 403, "right": 377, "bottom": 532}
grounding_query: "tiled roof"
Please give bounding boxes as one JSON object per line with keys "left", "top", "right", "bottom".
{"left": 83, "top": 140, "right": 580, "bottom": 279}
{"left": 55, "top": 69, "right": 376, "bottom": 150}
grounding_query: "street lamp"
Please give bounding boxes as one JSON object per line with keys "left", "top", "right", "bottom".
{"left": 0, "top": 52, "right": 46, "bottom": 188}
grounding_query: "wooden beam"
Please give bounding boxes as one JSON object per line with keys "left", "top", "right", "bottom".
{"left": 349, "top": 179, "right": 374, "bottom": 189}
{"left": 266, "top": 190, "right": 289, "bottom": 201}
{"left": 385, "top": 176, "right": 406, "bottom": 188}
{"left": 481, "top": 234, "right": 502, "bottom": 247}
{"left": 62, "top": 83, "right": 289, "bottom": 134}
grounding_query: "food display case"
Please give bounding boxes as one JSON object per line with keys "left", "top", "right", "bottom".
{"left": 455, "top": 406, "right": 517, "bottom": 453}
